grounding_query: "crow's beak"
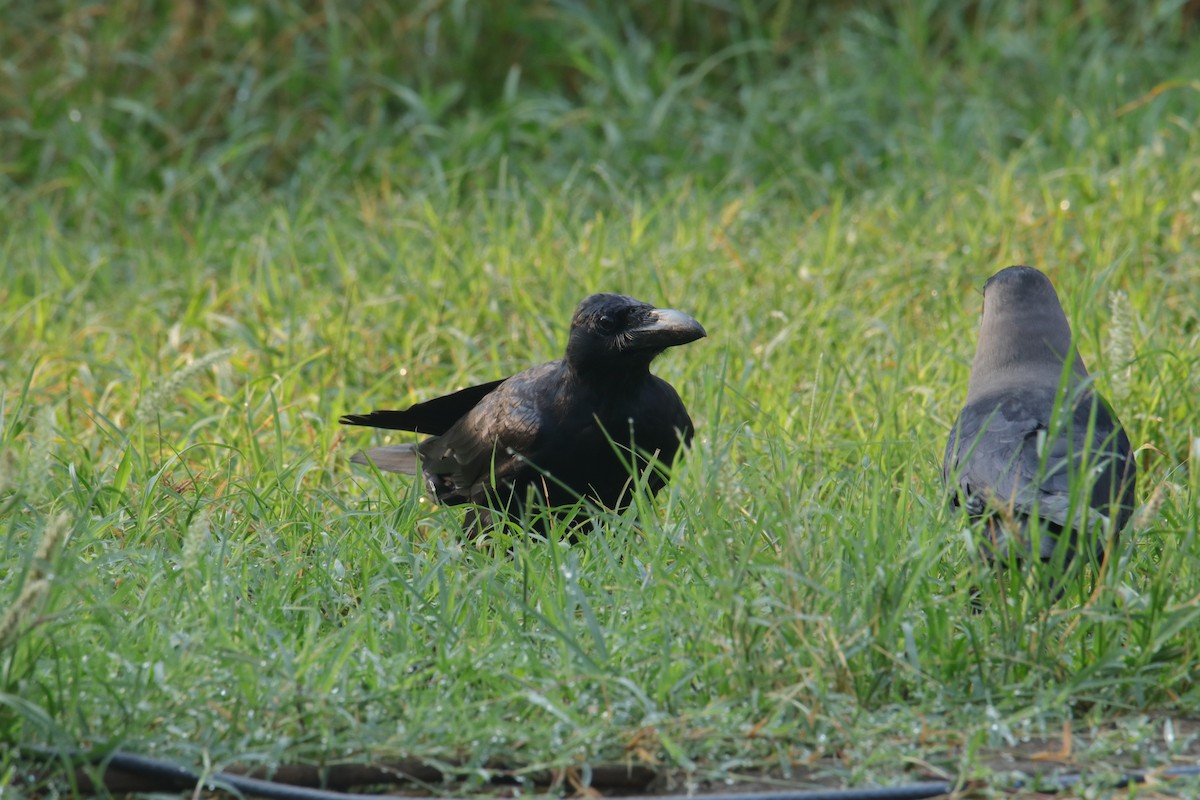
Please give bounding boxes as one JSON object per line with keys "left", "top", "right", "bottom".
{"left": 629, "top": 308, "right": 707, "bottom": 350}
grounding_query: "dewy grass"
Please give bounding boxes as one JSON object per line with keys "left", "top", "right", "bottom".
{"left": 1105, "top": 289, "right": 1135, "bottom": 403}
{"left": 0, "top": 513, "right": 69, "bottom": 650}
{"left": 134, "top": 347, "right": 238, "bottom": 426}
{"left": 3, "top": 1, "right": 1200, "bottom": 795}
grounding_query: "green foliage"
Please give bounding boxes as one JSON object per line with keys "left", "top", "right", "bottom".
{"left": 5, "top": 1, "right": 1200, "bottom": 210}
{"left": 2, "top": 0, "right": 1200, "bottom": 793}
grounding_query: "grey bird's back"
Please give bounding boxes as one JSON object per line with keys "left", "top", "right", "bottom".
{"left": 944, "top": 265, "right": 1136, "bottom": 567}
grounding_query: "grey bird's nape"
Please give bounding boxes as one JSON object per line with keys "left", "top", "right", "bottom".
{"left": 340, "top": 293, "right": 706, "bottom": 537}
{"left": 966, "top": 265, "right": 1089, "bottom": 404}
{"left": 944, "top": 265, "right": 1137, "bottom": 582}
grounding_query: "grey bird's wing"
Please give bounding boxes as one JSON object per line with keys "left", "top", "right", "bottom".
{"left": 945, "top": 386, "right": 1135, "bottom": 561}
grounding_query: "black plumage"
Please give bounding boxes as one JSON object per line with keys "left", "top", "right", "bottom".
{"left": 943, "top": 266, "right": 1137, "bottom": 568}
{"left": 341, "top": 293, "right": 706, "bottom": 534}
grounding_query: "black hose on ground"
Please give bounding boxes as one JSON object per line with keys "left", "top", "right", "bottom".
{"left": 20, "top": 748, "right": 1200, "bottom": 800}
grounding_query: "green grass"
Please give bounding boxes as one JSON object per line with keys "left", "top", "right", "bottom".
{"left": 4, "top": 1, "right": 1200, "bottom": 795}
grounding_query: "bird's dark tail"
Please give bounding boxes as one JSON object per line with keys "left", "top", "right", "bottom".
{"left": 339, "top": 378, "right": 507, "bottom": 434}
{"left": 339, "top": 411, "right": 416, "bottom": 430}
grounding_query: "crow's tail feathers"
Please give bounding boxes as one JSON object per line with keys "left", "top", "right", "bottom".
{"left": 349, "top": 444, "right": 420, "bottom": 474}
{"left": 339, "top": 411, "right": 414, "bottom": 430}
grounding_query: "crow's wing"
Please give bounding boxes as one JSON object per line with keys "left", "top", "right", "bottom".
{"left": 415, "top": 362, "right": 561, "bottom": 506}
{"left": 415, "top": 362, "right": 695, "bottom": 510}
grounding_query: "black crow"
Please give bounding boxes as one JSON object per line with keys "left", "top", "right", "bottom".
{"left": 341, "top": 293, "right": 706, "bottom": 534}
{"left": 943, "top": 265, "right": 1136, "bottom": 569}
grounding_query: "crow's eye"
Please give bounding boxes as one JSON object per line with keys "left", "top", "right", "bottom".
{"left": 596, "top": 314, "right": 619, "bottom": 335}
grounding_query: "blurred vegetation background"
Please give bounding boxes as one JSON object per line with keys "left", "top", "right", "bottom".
{"left": 5, "top": 0, "right": 1199, "bottom": 217}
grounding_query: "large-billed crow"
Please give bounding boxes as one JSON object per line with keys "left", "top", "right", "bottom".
{"left": 341, "top": 293, "right": 706, "bottom": 534}
{"left": 943, "top": 266, "right": 1137, "bottom": 569}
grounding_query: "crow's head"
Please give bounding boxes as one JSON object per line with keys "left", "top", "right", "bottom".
{"left": 566, "top": 293, "right": 706, "bottom": 373}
